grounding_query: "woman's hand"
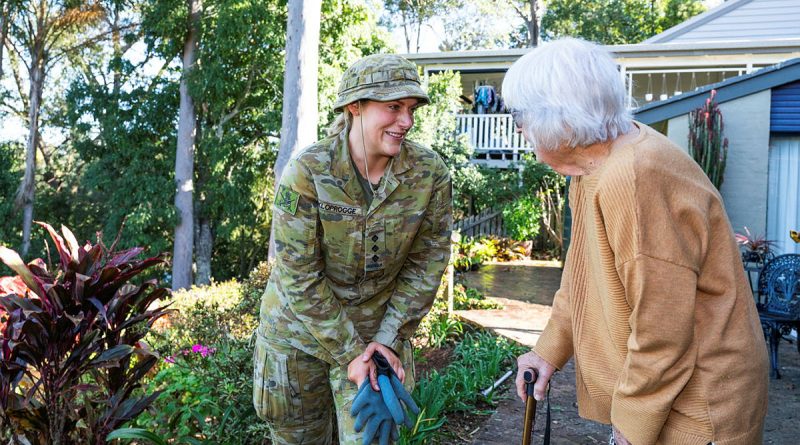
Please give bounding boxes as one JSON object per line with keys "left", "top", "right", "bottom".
{"left": 347, "top": 342, "right": 405, "bottom": 391}
{"left": 515, "top": 350, "right": 557, "bottom": 402}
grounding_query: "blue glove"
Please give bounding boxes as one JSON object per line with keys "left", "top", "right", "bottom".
{"left": 373, "top": 353, "right": 420, "bottom": 429}
{"left": 351, "top": 379, "right": 398, "bottom": 445}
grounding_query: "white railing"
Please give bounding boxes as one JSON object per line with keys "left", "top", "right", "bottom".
{"left": 455, "top": 113, "right": 533, "bottom": 168}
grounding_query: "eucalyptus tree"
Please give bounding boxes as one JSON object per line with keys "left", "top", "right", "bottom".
{"left": 268, "top": 0, "right": 321, "bottom": 263}
{"left": 505, "top": 0, "right": 541, "bottom": 47}
{"left": 171, "top": 0, "right": 201, "bottom": 290}
{"left": 382, "top": 0, "right": 457, "bottom": 53}
{"left": 2, "top": 1, "right": 105, "bottom": 256}
{"left": 541, "top": 0, "right": 705, "bottom": 44}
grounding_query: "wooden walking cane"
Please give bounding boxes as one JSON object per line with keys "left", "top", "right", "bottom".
{"left": 521, "top": 370, "right": 537, "bottom": 445}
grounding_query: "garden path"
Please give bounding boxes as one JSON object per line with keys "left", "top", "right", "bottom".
{"left": 454, "top": 261, "right": 800, "bottom": 445}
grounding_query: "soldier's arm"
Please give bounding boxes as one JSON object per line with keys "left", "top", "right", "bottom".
{"left": 272, "top": 159, "right": 366, "bottom": 366}
{"left": 373, "top": 162, "right": 453, "bottom": 349}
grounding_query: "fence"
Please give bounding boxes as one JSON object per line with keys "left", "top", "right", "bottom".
{"left": 454, "top": 207, "right": 505, "bottom": 238}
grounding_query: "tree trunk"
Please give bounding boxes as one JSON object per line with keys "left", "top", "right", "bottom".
{"left": 195, "top": 216, "right": 212, "bottom": 285}
{"left": 0, "top": 1, "right": 8, "bottom": 81}
{"left": 19, "top": 49, "right": 44, "bottom": 256}
{"left": 529, "top": 0, "right": 538, "bottom": 47}
{"left": 172, "top": 0, "right": 201, "bottom": 290}
{"left": 268, "top": 0, "right": 321, "bottom": 262}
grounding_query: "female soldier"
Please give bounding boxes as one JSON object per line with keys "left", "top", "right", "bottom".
{"left": 253, "top": 54, "right": 452, "bottom": 444}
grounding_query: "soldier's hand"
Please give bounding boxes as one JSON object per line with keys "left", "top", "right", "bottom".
{"left": 347, "top": 355, "right": 377, "bottom": 390}
{"left": 516, "top": 350, "right": 556, "bottom": 403}
{"left": 362, "top": 342, "right": 405, "bottom": 386}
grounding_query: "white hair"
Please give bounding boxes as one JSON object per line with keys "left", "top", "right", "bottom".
{"left": 502, "top": 38, "right": 632, "bottom": 151}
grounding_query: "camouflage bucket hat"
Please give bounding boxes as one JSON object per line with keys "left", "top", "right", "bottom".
{"left": 333, "top": 54, "right": 430, "bottom": 112}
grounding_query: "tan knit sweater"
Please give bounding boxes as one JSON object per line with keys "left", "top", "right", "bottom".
{"left": 534, "top": 123, "right": 769, "bottom": 445}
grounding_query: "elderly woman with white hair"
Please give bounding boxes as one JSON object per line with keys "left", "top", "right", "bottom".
{"left": 507, "top": 38, "right": 768, "bottom": 445}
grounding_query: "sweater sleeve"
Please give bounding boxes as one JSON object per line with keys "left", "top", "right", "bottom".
{"left": 611, "top": 255, "right": 699, "bottom": 445}
{"left": 373, "top": 166, "right": 453, "bottom": 349}
{"left": 603, "top": 140, "right": 712, "bottom": 445}
{"left": 272, "top": 159, "right": 365, "bottom": 366}
{"left": 533, "top": 247, "right": 575, "bottom": 369}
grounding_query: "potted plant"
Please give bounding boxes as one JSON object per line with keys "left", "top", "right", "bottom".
{"left": 735, "top": 226, "right": 776, "bottom": 264}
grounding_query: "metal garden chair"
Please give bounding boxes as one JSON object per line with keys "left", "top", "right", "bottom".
{"left": 757, "top": 254, "right": 800, "bottom": 379}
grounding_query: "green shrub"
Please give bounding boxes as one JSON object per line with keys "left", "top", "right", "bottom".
{"left": 133, "top": 339, "right": 269, "bottom": 444}
{"left": 403, "top": 332, "right": 525, "bottom": 444}
{"left": 453, "top": 233, "right": 486, "bottom": 272}
{"left": 453, "top": 284, "right": 502, "bottom": 310}
{"left": 136, "top": 263, "right": 272, "bottom": 443}
{"left": 502, "top": 195, "right": 543, "bottom": 241}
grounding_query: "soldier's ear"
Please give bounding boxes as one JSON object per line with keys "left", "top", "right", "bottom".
{"left": 347, "top": 102, "right": 360, "bottom": 116}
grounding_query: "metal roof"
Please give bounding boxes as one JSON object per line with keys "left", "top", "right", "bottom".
{"left": 644, "top": 0, "right": 800, "bottom": 44}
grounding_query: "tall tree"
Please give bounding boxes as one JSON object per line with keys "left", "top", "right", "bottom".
{"left": 3, "top": 1, "right": 104, "bottom": 255}
{"left": 438, "top": 2, "right": 512, "bottom": 51}
{"left": 172, "top": 0, "right": 201, "bottom": 290}
{"left": 382, "top": 0, "right": 455, "bottom": 53}
{"left": 506, "top": 0, "right": 541, "bottom": 47}
{"left": 268, "top": 0, "right": 321, "bottom": 263}
{"left": 541, "top": 0, "right": 705, "bottom": 45}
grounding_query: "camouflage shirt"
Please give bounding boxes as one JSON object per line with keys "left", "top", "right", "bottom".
{"left": 258, "top": 131, "right": 452, "bottom": 366}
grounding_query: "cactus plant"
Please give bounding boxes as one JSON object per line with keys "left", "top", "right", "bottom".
{"left": 688, "top": 89, "right": 729, "bottom": 189}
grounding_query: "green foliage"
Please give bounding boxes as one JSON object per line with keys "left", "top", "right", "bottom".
{"left": 58, "top": 0, "right": 391, "bottom": 283}
{"left": 133, "top": 339, "right": 269, "bottom": 444}
{"left": 503, "top": 194, "right": 543, "bottom": 241}
{"left": 474, "top": 236, "right": 530, "bottom": 262}
{"left": 688, "top": 89, "right": 728, "bottom": 189}
{"left": 134, "top": 264, "right": 271, "bottom": 444}
{"left": 453, "top": 284, "right": 502, "bottom": 310}
{"left": 0, "top": 142, "right": 22, "bottom": 248}
{"left": 409, "top": 71, "right": 485, "bottom": 217}
{"left": 541, "top": 0, "right": 705, "bottom": 44}
{"left": 453, "top": 233, "right": 487, "bottom": 272}
{"left": 0, "top": 223, "right": 170, "bottom": 445}
{"left": 401, "top": 332, "right": 525, "bottom": 444}
{"left": 318, "top": 0, "right": 394, "bottom": 133}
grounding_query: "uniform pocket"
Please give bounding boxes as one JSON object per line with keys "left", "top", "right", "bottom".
{"left": 253, "top": 335, "right": 296, "bottom": 422}
{"left": 320, "top": 209, "right": 361, "bottom": 282}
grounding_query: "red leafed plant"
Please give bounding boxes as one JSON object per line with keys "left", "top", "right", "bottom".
{"left": 0, "top": 222, "right": 172, "bottom": 445}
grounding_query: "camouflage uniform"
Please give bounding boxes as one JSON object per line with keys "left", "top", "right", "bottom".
{"left": 253, "top": 54, "right": 452, "bottom": 445}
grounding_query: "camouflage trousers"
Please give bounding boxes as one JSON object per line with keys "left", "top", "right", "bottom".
{"left": 253, "top": 333, "right": 415, "bottom": 445}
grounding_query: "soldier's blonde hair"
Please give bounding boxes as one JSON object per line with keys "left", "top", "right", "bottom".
{"left": 327, "top": 108, "right": 354, "bottom": 137}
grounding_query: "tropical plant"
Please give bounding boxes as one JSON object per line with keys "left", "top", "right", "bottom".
{"left": 0, "top": 222, "right": 171, "bottom": 444}
{"left": 689, "top": 89, "right": 729, "bottom": 189}
{"left": 452, "top": 233, "right": 487, "bottom": 272}
{"left": 452, "top": 284, "right": 503, "bottom": 310}
{"left": 735, "top": 226, "right": 776, "bottom": 263}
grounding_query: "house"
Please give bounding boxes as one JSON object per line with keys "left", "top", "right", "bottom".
{"left": 404, "top": 0, "right": 800, "bottom": 169}
{"left": 634, "top": 57, "right": 800, "bottom": 256}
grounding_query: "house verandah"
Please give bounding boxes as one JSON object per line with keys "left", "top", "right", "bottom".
{"left": 404, "top": 0, "right": 800, "bottom": 169}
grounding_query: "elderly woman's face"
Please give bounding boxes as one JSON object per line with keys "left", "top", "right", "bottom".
{"left": 514, "top": 119, "right": 575, "bottom": 176}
